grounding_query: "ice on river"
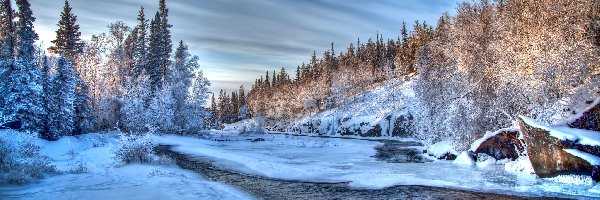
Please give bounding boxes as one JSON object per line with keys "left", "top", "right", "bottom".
{"left": 158, "top": 131, "right": 600, "bottom": 198}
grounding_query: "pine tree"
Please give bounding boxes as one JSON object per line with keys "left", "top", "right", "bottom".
{"left": 133, "top": 6, "right": 147, "bottom": 77}
{"left": 231, "top": 91, "right": 239, "bottom": 122}
{"left": 238, "top": 86, "right": 247, "bottom": 120}
{"left": 209, "top": 94, "right": 218, "bottom": 128}
{"left": 48, "top": 0, "right": 83, "bottom": 60}
{"left": 3, "top": 0, "right": 44, "bottom": 133}
{"left": 15, "top": 0, "right": 36, "bottom": 63}
{"left": 0, "top": 0, "right": 15, "bottom": 110}
{"left": 146, "top": 12, "right": 163, "bottom": 91}
{"left": 158, "top": 0, "right": 172, "bottom": 83}
{"left": 171, "top": 41, "right": 196, "bottom": 129}
{"left": 73, "top": 75, "right": 94, "bottom": 135}
{"left": 49, "top": 57, "right": 76, "bottom": 140}
{"left": 0, "top": 0, "right": 14, "bottom": 61}
{"left": 39, "top": 55, "right": 52, "bottom": 138}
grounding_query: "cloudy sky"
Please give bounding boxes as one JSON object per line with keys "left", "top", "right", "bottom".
{"left": 29, "top": 0, "right": 458, "bottom": 94}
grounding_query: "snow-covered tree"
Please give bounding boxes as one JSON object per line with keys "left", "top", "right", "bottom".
{"left": 48, "top": 57, "right": 76, "bottom": 140}
{"left": 48, "top": 0, "right": 83, "bottom": 60}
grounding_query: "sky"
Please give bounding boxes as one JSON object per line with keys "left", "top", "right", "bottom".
{"left": 29, "top": 0, "right": 458, "bottom": 95}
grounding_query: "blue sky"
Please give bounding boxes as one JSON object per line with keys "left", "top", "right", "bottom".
{"left": 30, "top": 0, "right": 458, "bottom": 94}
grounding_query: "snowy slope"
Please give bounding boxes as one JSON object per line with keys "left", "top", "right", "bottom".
{"left": 284, "top": 79, "right": 415, "bottom": 138}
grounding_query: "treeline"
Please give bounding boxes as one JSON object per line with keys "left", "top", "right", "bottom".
{"left": 0, "top": 0, "right": 211, "bottom": 140}
{"left": 243, "top": 0, "right": 600, "bottom": 149}
{"left": 246, "top": 21, "right": 434, "bottom": 120}
{"left": 206, "top": 87, "right": 250, "bottom": 127}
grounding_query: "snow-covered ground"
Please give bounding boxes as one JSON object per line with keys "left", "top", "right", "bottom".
{"left": 158, "top": 131, "right": 600, "bottom": 198}
{"left": 3, "top": 129, "right": 600, "bottom": 199}
{"left": 0, "top": 131, "right": 255, "bottom": 200}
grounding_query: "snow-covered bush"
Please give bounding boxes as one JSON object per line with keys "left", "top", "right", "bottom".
{"left": 0, "top": 131, "right": 56, "bottom": 184}
{"left": 112, "top": 128, "right": 157, "bottom": 165}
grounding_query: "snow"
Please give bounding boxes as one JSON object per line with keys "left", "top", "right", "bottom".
{"left": 428, "top": 141, "right": 457, "bottom": 158}
{"left": 0, "top": 131, "right": 255, "bottom": 200}
{"left": 470, "top": 127, "right": 519, "bottom": 152}
{"left": 158, "top": 132, "right": 600, "bottom": 198}
{"left": 564, "top": 149, "right": 600, "bottom": 165}
{"left": 453, "top": 151, "right": 475, "bottom": 166}
{"left": 520, "top": 116, "right": 600, "bottom": 147}
{"left": 504, "top": 156, "right": 535, "bottom": 175}
{"left": 565, "top": 97, "right": 600, "bottom": 125}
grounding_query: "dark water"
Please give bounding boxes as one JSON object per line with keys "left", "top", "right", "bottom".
{"left": 155, "top": 145, "right": 546, "bottom": 200}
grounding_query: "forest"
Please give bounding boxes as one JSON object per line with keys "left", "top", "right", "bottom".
{"left": 0, "top": 0, "right": 211, "bottom": 140}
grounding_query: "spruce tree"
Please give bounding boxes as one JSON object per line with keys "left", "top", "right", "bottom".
{"left": 133, "top": 6, "right": 147, "bottom": 77}
{"left": 146, "top": 12, "right": 163, "bottom": 91}
{"left": 4, "top": 0, "right": 44, "bottom": 133}
{"left": 0, "top": 0, "right": 14, "bottom": 61}
{"left": 15, "top": 0, "right": 36, "bottom": 62}
{"left": 48, "top": 57, "right": 76, "bottom": 140}
{"left": 158, "top": 0, "right": 172, "bottom": 83}
{"left": 0, "top": 0, "right": 15, "bottom": 110}
{"left": 48, "top": 0, "right": 83, "bottom": 60}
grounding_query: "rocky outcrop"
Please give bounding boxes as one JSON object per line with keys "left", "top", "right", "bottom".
{"left": 518, "top": 118, "right": 594, "bottom": 178}
{"left": 294, "top": 114, "right": 413, "bottom": 138}
{"left": 472, "top": 129, "right": 524, "bottom": 161}
{"left": 568, "top": 98, "right": 600, "bottom": 132}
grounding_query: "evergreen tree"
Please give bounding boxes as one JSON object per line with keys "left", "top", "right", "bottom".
{"left": 209, "top": 93, "right": 218, "bottom": 128}
{"left": 3, "top": 0, "right": 44, "bottom": 133}
{"left": 133, "top": 6, "right": 147, "bottom": 77}
{"left": 48, "top": 0, "right": 83, "bottom": 60}
{"left": 0, "top": 0, "right": 14, "bottom": 61}
{"left": 15, "top": 0, "right": 36, "bottom": 63}
{"left": 238, "top": 86, "right": 248, "bottom": 120}
{"left": 158, "top": 0, "right": 172, "bottom": 82}
{"left": 73, "top": 75, "right": 94, "bottom": 135}
{"left": 49, "top": 57, "right": 76, "bottom": 140}
{"left": 146, "top": 12, "right": 163, "bottom": 91}
{"left": 231, "top": 91, "right": 239, "bottom": 122}
{"left": 0, "top": 0, "right": 15, "bottom": 110}
{"left": 39, "top": 55, "right": 52, "bottom": 137}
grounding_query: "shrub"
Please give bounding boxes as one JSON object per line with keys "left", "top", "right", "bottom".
{"left": 0, "top": 131, "right": 56, "bottom": 184}
{"left": 112, "top": 129, "right": 157, "bottom": 165}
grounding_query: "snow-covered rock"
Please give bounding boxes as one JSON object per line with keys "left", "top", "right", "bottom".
{"left": 518, "top": 117, "right": 596, "bottom": 179}
{"left": 453, "top": 151, "right": 476, "bottom": 165}
{"left": 470, "top": 127, "right": 524, "bottom": 161}
{"left": 567, "top": 97, "right": 600, "bottom": 132}
{"left": 427, "top": 141, "right": 458, "bottom": 160}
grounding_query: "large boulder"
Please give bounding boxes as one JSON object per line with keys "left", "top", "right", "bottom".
{"left": 568, "top": 98, "right": 600, "bottom": 132}
{"left": 518, "top": 118, "right": 594, "bottom": 178}
{"left": 471, "top": 128, "right": 524, "bottom": 161}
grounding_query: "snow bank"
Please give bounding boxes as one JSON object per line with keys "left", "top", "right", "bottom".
{"left": 0, "top": 132, "right": 255, "bottom": 199}
{"left": 521, "top": 116, "right": 600, "bottom": 147}
{"left": 504, "top": 156, "right": 535, "bottom": 175}
{"left": 452, "top": 151, "right": 475, "bottom": 165}
{"left": 428, "top": 141, "right": 457, "bottom": 158}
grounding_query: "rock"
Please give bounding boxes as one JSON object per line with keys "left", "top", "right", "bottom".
{"left": 251, "top": 138, "right": 265, "bottom": 142}
{"left": 568, "top": 98, "right": 600, "bottom": 132}
{"left": 473, "top": 129, "right": 524, "bottom": 161}
{"left": 374, "top": 140, "right": 430, "bottom": 163}
{"left": 392, "top": 114, "right": 414, "bottom": 137}
{"left": 518, "top": 118, "right": 593, "bottom": 178}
